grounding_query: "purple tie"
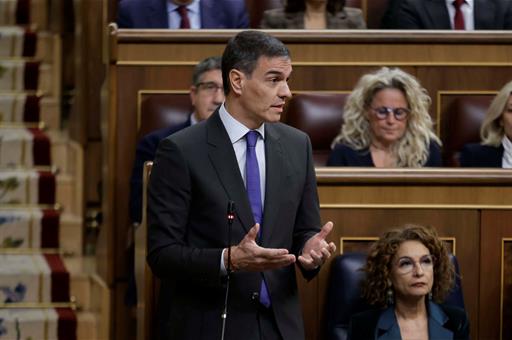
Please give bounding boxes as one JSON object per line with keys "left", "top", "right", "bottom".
{"left": 245, "top": 130, "right": 271, "bottom": 308}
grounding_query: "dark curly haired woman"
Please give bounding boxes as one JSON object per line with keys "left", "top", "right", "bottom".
{"left": 348, "top": 224, "right": 469, "bottom": 340}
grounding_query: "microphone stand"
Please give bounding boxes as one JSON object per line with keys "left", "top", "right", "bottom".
{"left": 221, "top": 201, "right": 235, "bottom": 340}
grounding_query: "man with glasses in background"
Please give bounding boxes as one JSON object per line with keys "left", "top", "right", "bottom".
{"left": 124, "top": 56, "right": 223, "bottom": 307}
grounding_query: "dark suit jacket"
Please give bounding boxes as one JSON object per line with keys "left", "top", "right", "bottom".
{"left": 129, "top": 119, "right": 191, "bottom": 224}
{"left": 117, "top": 0, "right": 249, "bottom": 29}
{"left": 383, "top": 0, "right": 512, "bottom": 29}
{"left": 348, "top": 302, "right": 470, "bottom": 340}
{"left": 326, "top": 141, "right": 442, "bottom": 167}
{"left": 459, "top": 143, "right": 503, "bottom": 167}
{"left": 260, "top": 7, "right": 366, "bottom": 29}
{"left": 147, "top": 110, "right": 321, "bottom": 339}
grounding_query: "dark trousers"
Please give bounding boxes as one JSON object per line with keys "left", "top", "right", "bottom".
{"left": 256, "top": 304, "right": 283, "bottom": 340}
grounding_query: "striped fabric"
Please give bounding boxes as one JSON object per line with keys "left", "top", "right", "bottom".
{"left": 0, "top": 170, "right": 55, "bottom": 205}
{"left": 0, "top": 308, "right": 76, "bottom": 340}
{"left": 0, "top": 128, "right": 50, "bottom": 167}
{"left": 0, "top": 26, "right": 36, "bottom": 58}
{"left": 0, "top": 0, "right": 18, "bottom": 26}
{"left": 0, "top": 209, "right": 59, "bottom": 248}
{"left": 0, "top": 254, "right": 69, "bottom": 303}
{"left": 0, "top": 94, "right": 40, "bottom": 123}
{"left": 0, "top": 60, "right": 39, "bottom": 91}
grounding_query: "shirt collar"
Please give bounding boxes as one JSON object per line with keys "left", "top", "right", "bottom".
{"left": 219, "top": 103, "right": 265, "bottom": 144}
{"left": 502, "top": 135, "right": 512, "bottom": 168}
{"left": 446, "top": 0, "right": 473, "bottom": 9}
{"left": 167, "top": 0, "right": 200, "bottom": 14}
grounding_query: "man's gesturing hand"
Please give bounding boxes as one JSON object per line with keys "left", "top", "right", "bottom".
{"left": 298, "top": 221, "right": 336, "bottom": 271}
{"left": 226, "top": 223, "right": 296, "bottom": 272}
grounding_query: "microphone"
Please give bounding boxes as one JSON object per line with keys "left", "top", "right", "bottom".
{"left": 226, "top": 201, "right": 235, "bottom": 273}
{"left": 221, "top": 200, "right": 235, "bottom": 340}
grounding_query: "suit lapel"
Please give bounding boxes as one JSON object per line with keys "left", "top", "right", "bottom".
{"left": 261, "top": 124, "right": 286, "bottom": 246}
{"left": 149, "top": 0, "right": 169, "bottom": 28}
{"left": 206, "top": 111, "right": 253, "bottom": 234}
{"left": 424, "top": 0, "right": 452, "bottom": 29}
{"left": 474, "top": 0, "right": 496, "bottom": 29}
{"left": 428, "top": 302, "right": 454, "bottom": 339}
{"left": 200, "top": 0, "right": 221, "bottom": 28}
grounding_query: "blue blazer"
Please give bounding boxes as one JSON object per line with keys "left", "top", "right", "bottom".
{"left": 129, "top": 119, "right": 191, "bottom": 224}
{"left": 348, "top": 302, "right": 470, "bottom": 340}
{"left": 326, "top": 141, "right": 442, "bottom": 167}
{"left": 459, "top": 143, "right": 503, "bottom": 168}
{"left": 117, "top": 0, "right": 249, "bottom": 29}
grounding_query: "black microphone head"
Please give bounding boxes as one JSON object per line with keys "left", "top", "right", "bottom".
{"left": 227, "top": 201, "right": 235, "bottom": 220}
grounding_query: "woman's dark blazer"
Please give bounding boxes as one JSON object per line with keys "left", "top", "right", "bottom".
{"left": 459, "top": 143, "right": 503, "bottom": 167}
{"left": 326, "top": 141, "right": 442, "bottom": 167}
{"left": 260, "top": 7, "right": 366, "bottom": 29}
{"left": 348, "top": 302, "right": 470, "bottom": 340}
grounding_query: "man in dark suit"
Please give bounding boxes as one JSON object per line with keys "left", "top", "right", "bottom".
{"left": 382, "top": 0, "right": 512, "bottom": 29}
{"left": 117, "top": 0, "right": 249, "bottom": 29}
{"left": 147, "top": 30, "right": 336, "bottom": 339}
{"left": 129, "top": 56, "right": 223, "bottom": 225}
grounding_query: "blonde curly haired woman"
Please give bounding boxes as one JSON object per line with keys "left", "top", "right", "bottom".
{"left": 327, "top": 67, "right": 441, "bottom": 167}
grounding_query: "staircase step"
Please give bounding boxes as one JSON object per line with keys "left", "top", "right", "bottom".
{"left": 60, "top": 213, "right": 82, "bottom": 256}
{"left": 64, "top": 256, "right": 95, "bottom": 311}
{"left": 41, "top": 97, "right": 60, "bottom": 130}
{"left": 76, "top": 310, "right": 97, "bottom": 340}
{"left": 0, "top": 127, "right": 50, "bottom": 167}
{"left": 0, "top": 61, "right": 55, "bottom": 96}
{"left": 0, "top": 308, "right": 76, "bottom": 339}
{"left": 48, "top": 131, "right": 83, "bottom": 174}
{"left": 0, "top": 169, "right": 55, "bottom": 205}
{"left": 0, "top": 254, "right": 70, "bottom": 303}
{"left": 0, "top": 27, "right": 54, "bottom": 62}
{"left": 56, "top": 174, "right": 80, "bottom": 216}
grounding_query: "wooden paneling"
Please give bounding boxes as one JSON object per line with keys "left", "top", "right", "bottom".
{"left": 107, "top": 30, "right": 512, "bottom": 340}
{"left": 480, "top": 211, "right": 512, "bottom": 340}
{"left": 502, "top": 240, "right": 512, "bottom": 340}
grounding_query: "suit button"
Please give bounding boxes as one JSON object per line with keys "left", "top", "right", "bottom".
{"left": 251, "top": 292, "right": 259, "bottom": 301}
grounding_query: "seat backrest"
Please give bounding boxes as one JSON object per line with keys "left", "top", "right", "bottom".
{"left": 245, "top": 0, "right": 284, "bottom": 28}
{"left": 325, "top": 252, "right": 465, "bottom": 340}
{"left": 283, "top": 93, "right": 347, "bottom": 165}
{"left": 135, "top": 161, "right": 159, "bottom": 340}
{"left": 138, "top": 94, "right": 192, "bottom": 139}
{"left": 441, "top": 96, "right": 492, "bottom": 166}
{"left": 366, "top": 0, "right": 390, "bottom": 28}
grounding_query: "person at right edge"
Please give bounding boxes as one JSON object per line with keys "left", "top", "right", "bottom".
{"left": 460, "top": 80, "right": 512, "bottom": 167}
{"left": 147, "top": 30, "right": 336, "bottom": 340}
{"left": 381, "top": 0, "right": 512, "bottom": 30}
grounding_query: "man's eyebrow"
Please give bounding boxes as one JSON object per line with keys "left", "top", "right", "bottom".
{"left": 265, "top": 70, "right": 285, "bottom": 76}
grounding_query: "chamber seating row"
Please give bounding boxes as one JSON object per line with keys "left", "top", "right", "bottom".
{"left": 245, "top": 0, "right": 390, "bottom": 29}
{"left": 137, "top": 92, "right": 492, "bottom": 166}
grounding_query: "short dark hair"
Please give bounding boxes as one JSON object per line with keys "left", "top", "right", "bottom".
{"left": 285, "top": 0, "right": 345, "bottom": 15}
{"left": 221, "top": 30, "right": 290, "bottom": 95}
{"left": 192, "top": 56, "right": 222, "bottom": 86}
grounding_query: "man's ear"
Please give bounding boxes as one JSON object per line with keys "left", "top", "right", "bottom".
{"left": 229, "top": 69, "right": 244, "bottom": 96}
{"left": 189, "top": 85, "right": 197, "bottom": 106}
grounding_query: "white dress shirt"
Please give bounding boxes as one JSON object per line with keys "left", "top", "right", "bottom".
{"left": 445, "top": 0, "right": 475, "bottom": 30}
{"left": 218, "top": 103, "right": 266, "bottom": 273}
{"left": 502, "top": 135, "right": 512, "bottom": 168}
{"left": 167, "top": 0, "right": 202, "bottom": 29}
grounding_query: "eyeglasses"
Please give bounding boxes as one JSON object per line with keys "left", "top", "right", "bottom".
{"left": 395, "top": 255, "right": 435, "bottom": 275}
{"left": 196, "top": 82, "right": 223, "bottom": 94}
{"left": 371, "top": 106, "right": 410, "bottom": 121}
